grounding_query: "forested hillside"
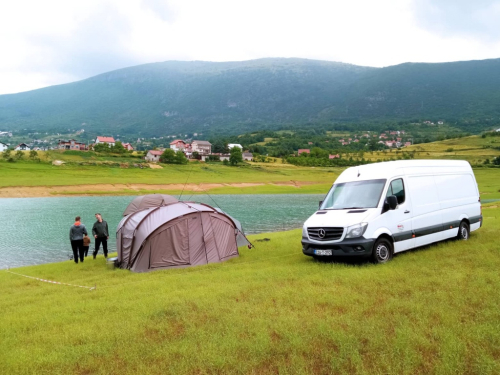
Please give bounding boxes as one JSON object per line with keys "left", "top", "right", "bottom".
{"left": 0, "top": 58, "right": 499, "bottom": 137}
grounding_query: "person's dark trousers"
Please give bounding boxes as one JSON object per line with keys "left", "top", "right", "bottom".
{"left": 83, "top": 246, "right": 89, "bottom": 257}
{"left": 94, "top": 237, "right": 108, "bottom": 258}
{"left": 71, "top": 240, "right": 84, "bottom": 263}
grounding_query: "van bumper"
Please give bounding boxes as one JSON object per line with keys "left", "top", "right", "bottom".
{"left": 302, "top": 237, "right": 375, "bottom": 258}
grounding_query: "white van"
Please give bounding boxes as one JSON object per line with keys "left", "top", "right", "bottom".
{"left": 302, "top": 160, "right": 482, "bottom": 263}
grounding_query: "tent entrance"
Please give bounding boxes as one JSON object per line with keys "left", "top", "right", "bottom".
{"left": 149, "top": 219, "right": 190, "bottom": 268}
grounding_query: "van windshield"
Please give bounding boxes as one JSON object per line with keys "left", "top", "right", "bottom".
{"left": 320, "top": 179, "right": 386, "bottom": 210}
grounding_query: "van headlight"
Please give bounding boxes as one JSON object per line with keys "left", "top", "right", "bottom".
{"left": 345, "top": 223, "right": 368, "bottom": 238}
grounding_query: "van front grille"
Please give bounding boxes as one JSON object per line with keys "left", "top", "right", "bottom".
{"left": 307, "top": 227, "right": 344, "bottom": 241}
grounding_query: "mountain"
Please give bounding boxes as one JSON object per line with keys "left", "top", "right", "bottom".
{"left": 0, "top": 58, "right": 499, "bottom": 137}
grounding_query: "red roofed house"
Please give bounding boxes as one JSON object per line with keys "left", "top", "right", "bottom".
{"left": 298, "top": 149, "right": 310, "bottom": 155}
{"left": 329, "top": 154, "right": 340, "bottom": 159}
{"left": 170, "top": 139, "right": 187, "bottom": 152}
{"left": 58, "top": 139, "right": 88, "bottom": 151}
{"left": 95, "top": 136, "right": 116, "bottom": 146}
{"left": 145, "top": 150, "right": 163, "bottom": 162}
{"left": 122, "top": 143, "right": 134, "bottom": 151}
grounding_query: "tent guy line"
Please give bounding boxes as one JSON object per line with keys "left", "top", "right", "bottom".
{"left": 6, "top": 270, "right": 96, "bottom": 291}
{"left": 2, "top": 252, "right": 301, "bottom": 293}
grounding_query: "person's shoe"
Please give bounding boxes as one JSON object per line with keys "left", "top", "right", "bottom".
{"left": 93, "top": 253, "right": 96, "bottom": 259}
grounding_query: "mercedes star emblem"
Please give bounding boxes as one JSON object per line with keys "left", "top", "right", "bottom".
{"left": 318, "top": 229, "right": 326, "bottom": 238}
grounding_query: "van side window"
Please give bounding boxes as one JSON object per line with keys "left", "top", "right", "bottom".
{"left": 386, "top": 178, "right": 405, "bottom": 204}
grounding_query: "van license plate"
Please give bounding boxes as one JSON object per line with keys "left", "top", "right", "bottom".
{"left": 314, "top": 250, "right": 332, "bottom": 256}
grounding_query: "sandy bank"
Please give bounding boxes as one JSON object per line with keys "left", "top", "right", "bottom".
{"left": 0, "top": 182, "right": 274, "bottom": 198}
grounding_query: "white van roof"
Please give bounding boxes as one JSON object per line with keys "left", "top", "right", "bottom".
{"left": 336, "top": 160, "right": 472, "bottom": 183}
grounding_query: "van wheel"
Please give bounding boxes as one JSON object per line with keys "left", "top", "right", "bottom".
{"left": 457, "top": 221, "right": 470, "bottom": 240}
{"left": 372, "top": 238, "right": 393, "bottom": 264}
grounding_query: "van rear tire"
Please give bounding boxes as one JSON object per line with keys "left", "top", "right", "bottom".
{"left": 372, "top": 238, "right": 393, "bottom": 264}
{"left": 457, "top": 221, "right": 470, "bottom": 240}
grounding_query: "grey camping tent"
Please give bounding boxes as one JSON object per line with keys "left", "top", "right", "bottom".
{"left": 116, "top": 195, "right": 251, "bottom": 272}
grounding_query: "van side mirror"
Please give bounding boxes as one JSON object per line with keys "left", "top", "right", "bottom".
{"left": 387, "top": 195, "right": 398, "bottom": 210}
{"left": 319, "top": 200, "right": 323, "bottom": 209}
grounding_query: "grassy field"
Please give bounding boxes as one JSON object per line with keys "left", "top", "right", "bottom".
{"left": 361, "top": 135, "right": 500, "bottom": 164}
{"left": 1, "top": 203, "right": 499, "bottom": 374}
{"left": 0, "top": 155, "right": 338, "bottom": 195}
{"left": 1, "top": 143, "right": 499, "bottom": 197}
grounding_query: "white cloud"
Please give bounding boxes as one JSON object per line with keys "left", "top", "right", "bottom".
{"left": 0, "top": 0, "right": 499, "bottom": 94}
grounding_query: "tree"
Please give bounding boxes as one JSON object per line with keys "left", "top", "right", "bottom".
{"left": 229, "top": 146, "right": 243, "bottom": 166}
{"left": 15, "top": 150, "right": 24, "bottom": 160}
{"left": 29, "top": 150, "right": 38, "bottom": 160}
{"left": 192, "top": 151, "right": 200, "bottom": 160}
{"left": 160, "top": 149, "right": 176, "bottom": 163}
{"left": 113, "top": 141, "right": 126, "bottom": 154}
{"left": 493, "top": 156, "right": 500, "bottom": 165}
{"left": 174, "top": 150, "right": 188, "bottom": 164}
{"left": 2, "top": 149, "right": 12, "bottom": 160}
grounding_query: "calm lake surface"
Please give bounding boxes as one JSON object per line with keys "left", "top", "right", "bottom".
{"left": 0, "top": 194, "right": 323, "bottom": 269}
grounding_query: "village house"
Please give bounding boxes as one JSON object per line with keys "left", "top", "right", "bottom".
{"left": 95, "top": 136, "right": 116, "bottom": 146}
{"left": 242, "top": 152, "right": 253, "bottom": 161}
{"left": 169, "top": 139, "right": 187, "bottom": 152}
{"left": 58, "top": 139, "right": 88, "bottom": 151}
{"left": 329, "top": 154, "right": 340, "bottom": 159}
{"left": 404, "top": 142, "right": 412, "bottom": 147}
{"left": 14, "top": 143, "right": 30, "bottom": 151}
{"left": 145, "top": 150, "right": 163, "bottom": 162}
{"left": 122, "top": 143, "right": 134, "bottom": 151}
{"left": 0, "top": 142, "right": 8, "bottom": 152}
{"left": 191, "top": 140, "right": 212, "bottom": 155}
{"left": 227, "top": 143, "right": 243, "bottom": 150}
{"left": 298, "top": 149, "right": 310, "bottom": 155}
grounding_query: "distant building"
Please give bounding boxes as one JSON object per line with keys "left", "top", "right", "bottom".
{"left": 191, "top": 140, "right": 212, "bottom": 155}
{"left": 404, "top": 142, "right": 412, "bottom": 147}
{"left": 329, "top": 154, "right": 340, "bottom": 159}
{"left": 242, "top": 152, "right": 253, "bottom": 161}
{"left": 0, "top": 142, "right": 8, "bottom": 152}
{"left": 58, "top": 139, "right": 88, "bottom": 151}
{"left": 227, "top": 143, "right": 243, "bottom": 150}
{"left": 145, "top": 150, "right": 163, "bottom": 162}
{"left": 298, "top": 149, "right": 310, "bottom": 155}
{"left": 170, "top": 139, "right": 187, "bottom": 152}
{"left": 307, "top": 142, "right": 313, "bottom": 145}
{"left": 122, "top": 143, "right": 134, "bottom": 151}
{"left": 14, "top": 143, "right": 30, "bottom": 151}
{"left": 95, "top": 136, "right": 116, "bottom": 146}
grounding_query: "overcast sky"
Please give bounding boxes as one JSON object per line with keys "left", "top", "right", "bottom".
{"left": 1, "top": 0, "right": 499, "bottom": 95}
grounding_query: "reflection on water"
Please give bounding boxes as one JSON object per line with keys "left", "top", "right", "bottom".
{"left": 0, "top": 194, "right": 323, "bottom": 269}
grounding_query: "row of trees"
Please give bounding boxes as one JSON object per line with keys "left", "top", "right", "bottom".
{"left": 92, "top": 141, "right": 130, "bottom": 154}
{"left": 2, "top": 149, "right": 39, "bottom": 162}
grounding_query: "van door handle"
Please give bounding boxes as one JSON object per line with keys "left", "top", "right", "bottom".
{"left": 404, "top": 210, "right": 410, "bottom": 214}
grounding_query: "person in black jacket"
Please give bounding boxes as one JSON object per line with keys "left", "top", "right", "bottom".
{"left": 69, "top": 216, "right": 88, "bottom": 263}
{"left": 92, "top": 213, "right": 109, "bottom": 259}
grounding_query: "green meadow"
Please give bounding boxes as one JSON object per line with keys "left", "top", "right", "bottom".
{"left": 1, "top": 204, "right": 499, "bottom": 374}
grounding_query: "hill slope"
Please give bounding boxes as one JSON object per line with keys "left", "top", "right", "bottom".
{"left": 0, "top": 58, "right": 499, "bottom": 136}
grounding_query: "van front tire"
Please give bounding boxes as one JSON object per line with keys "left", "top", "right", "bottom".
{"left": 372, "top": 238, "right": 393, "bottom": 264}
{"left": 457, "top": 221, "right": 470, "bottom": 240}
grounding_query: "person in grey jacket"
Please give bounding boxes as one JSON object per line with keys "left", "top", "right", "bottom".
{"left": 92, "top": 213, "right": 109, "bottom": 259}
{"left": 69, "top": 216, "right": 88, "bottom": 263}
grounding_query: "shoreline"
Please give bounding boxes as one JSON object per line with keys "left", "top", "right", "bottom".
{"left": 0, "top": 181, "right": 326, "bottom": 198}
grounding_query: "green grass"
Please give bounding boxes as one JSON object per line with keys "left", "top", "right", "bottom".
{"left": 1, "top": 205, "right": 500, "bottom": 374}
{"left": 0, "top": 159, "right": 341, "bottom": 195}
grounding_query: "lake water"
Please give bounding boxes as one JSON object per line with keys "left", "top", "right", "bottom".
{"left": 0, "top": 194, "right": 323, "bottom": 269}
